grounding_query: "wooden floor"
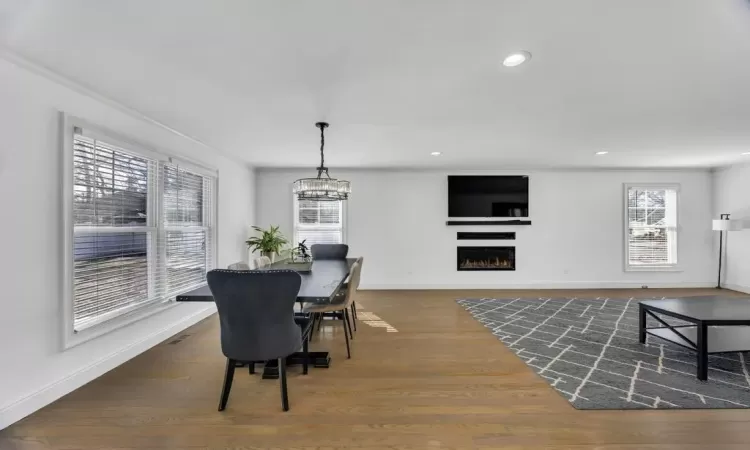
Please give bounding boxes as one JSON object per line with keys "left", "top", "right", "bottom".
{"left": 4, "top": 288, "right": 750, "bottom": 449}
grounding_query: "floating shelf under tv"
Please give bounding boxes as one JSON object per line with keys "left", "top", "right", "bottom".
{"left": 457, "top": 232, "right": 516, "bottom": 240}
{"left": 445, "top": 220, "right": 531, "bottom": 226}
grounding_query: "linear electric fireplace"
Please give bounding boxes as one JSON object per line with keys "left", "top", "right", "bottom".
{"left": 457, "top": 246, "right": 515, "bottom": 271}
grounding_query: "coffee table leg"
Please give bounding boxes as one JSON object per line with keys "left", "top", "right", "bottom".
{"left": 697, "top": 322, "right": 708, "bottom": 381}
{"left": 638, "top": 304, "right": 647, "bottom": 344}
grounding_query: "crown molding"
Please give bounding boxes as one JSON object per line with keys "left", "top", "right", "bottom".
{"left": 0, "top": 45, "right": 251, "bottom": 168}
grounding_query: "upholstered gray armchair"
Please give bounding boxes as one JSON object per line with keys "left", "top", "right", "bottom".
{"left": 311, "top": 244, "right": 349, "bottom": 260}
{"left": 207, "top": 269, "right": 304, "bottom": 412}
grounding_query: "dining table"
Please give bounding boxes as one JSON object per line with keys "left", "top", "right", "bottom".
{"left": 176, "top": 257, "right": 356, "bottom": 379}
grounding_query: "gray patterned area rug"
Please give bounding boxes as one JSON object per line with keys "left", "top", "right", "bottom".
{"left": 457, "top": 297, "right": 750, "bottom": 410}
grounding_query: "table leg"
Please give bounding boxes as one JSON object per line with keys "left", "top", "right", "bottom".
{"left": 310, "top": 351, "right": 331, "bottom": 368}
{"left": 697, "top": 322, "right": 708, "bottom": 381}
{"left": 262, "top": 352, "right": 331, "bottom": 379}
{"left": 638, "top": 304, "right": 647, "bottom": 344}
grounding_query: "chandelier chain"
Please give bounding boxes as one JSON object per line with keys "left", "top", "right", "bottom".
{"left": 318, "top": 124, "right": 327, "bottom": 178}
{"left": 315, "top": 122, "right": 332, "bottom": 179}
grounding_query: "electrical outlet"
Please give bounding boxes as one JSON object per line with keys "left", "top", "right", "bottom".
{"left": 641, "top": 285, "right": 648, "bottom": 289}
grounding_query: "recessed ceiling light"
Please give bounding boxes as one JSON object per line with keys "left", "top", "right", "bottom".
{"left": 430, "top": 151, "right": 442, "bottom": 156}
{"left": 596, "top": 151, "right": 609, "bottom": 155}
{"left": 742, "top": 152, "right": 750, "bottom": 155}
{"left": 503, "top": 51, "right": 531, "bottom": 67}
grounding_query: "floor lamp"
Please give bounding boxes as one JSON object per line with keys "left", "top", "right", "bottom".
{"left": 712, "top": 214, "right": 742, "bottom": 289}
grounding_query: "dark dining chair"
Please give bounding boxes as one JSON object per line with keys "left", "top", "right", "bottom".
{"left": 207, "top": 269, "right": 304, "bottom": 412}
{"left": 311, "top": 244, "right": 349, "bottom": 260}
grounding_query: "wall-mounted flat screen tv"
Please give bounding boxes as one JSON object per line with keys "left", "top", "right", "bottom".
{"left": 448, "top": 175, "right": 529, "bottom": 218}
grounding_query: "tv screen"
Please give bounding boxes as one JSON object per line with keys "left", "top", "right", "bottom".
{"left": 448, "top": 176, "right": 529, "bottom": 218}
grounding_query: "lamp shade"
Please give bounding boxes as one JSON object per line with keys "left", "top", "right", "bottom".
{"left": 713, "top": 219, "right": 743, "bottom": 231}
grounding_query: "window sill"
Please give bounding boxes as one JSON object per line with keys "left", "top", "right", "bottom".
{"left": 64, "top": 300, "right": 180, "bottom": 350}
{"left": 625, "top": 266, "right": 683, "bottom": 273}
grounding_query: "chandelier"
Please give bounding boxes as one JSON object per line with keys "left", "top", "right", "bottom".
{"left": 293, "top": 122, "right": 351, "bottom": 201}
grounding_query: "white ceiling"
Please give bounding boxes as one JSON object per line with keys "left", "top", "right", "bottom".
{"left": 2, "top": 0, "right": 750, "bottom": 169}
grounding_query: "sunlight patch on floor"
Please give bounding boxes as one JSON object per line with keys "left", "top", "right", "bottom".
{"left": 357, "top": 311, "right": 398, "bottom": 332}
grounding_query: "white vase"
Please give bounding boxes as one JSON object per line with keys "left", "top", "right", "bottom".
{"left": 261, "top": 251, "right": 275, "bottom": 263}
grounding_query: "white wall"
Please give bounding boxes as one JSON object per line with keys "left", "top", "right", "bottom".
{"left": 712, "top": 164, "right": 750, "bottom": 293}
{"left": 257, "top": 169, "right": 715, "bottom": 289}
{"left": 0, "top": 56, "right": 254, "bottom": 428}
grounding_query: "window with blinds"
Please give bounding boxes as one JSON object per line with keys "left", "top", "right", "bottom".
{"left": 294, "top": 198, "right": 344, "bottom": 247}
{"left": 69, "top": 126, "right": 216, "bottom": 333}
{"left": 161, "top": 164, "right": 214, "bottom": 296}
{"left": 72, "top": 134, "right": 156, "bottom": 331}
{"left": 625, "top": 184, "right": 678, "bottom": 270}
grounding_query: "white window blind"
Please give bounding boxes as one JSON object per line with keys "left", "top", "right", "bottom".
{"left": 72, "top": 134, "right": 157, "bottom": 330}
{"left": 160, "top": 164, "right": 215, "bottom": 296}
{"left": 294, "top": 198, "right": 344, "bottom": 247}
{"left": 69, "top": 126, "right": 216, "bottom": 333}
{"left": 625, "top": 185, "right": 678, "bottom": 270}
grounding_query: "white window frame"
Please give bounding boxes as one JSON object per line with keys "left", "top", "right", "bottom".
{"left": 160, "top": 162, "right": 218, "bottom": 298}
{"left": 623, "top": 183, "right": 680, "bottom": 272}
{"left": 61, "top": 114, "right": 218, "bottom": 349}
{"left": 292, "top": 196, "right": 347, "bottom": 248}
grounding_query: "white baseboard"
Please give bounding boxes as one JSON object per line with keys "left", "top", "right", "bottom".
{"left": 0, "top": 305, "right": 216, "bottom": 430}
{"left": 723, "top": 283, "right": 750, "bottom": 294}
{"left": 360, "top": 281, "right": 716, "bottom": 290}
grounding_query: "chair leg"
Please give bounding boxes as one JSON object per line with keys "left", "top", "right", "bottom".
{"left": 218, "top": 358, "right": 236, "bottom": 411}
{"left": 345, "top": 308, "right": 354, "bottom": 339}
{"left": 352, "top": 301, "right": 358, "bottom": 320}
{"left": 308, "top": 314, "right": 316, "bottom": 334}
{"left": 279, "top": 357, "right": 289, "bottom": 411}
{"left": 350, "top": 306, "right": 357, "bottom": 332}
{"left": 302, "top": 333, "right": 309, "bottom": 375}
{"left": 317, "top": 312, "right": 325, "bottom": 332}
{"left": 308, "top": 314, "right": 315, "bottom": 337}
{"left": 342, "top": 310, "right": 351, "bottom": 359}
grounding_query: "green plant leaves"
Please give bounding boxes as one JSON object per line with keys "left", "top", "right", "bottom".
{"left": 245, "top": 225, "right": 289, "bottom": 254}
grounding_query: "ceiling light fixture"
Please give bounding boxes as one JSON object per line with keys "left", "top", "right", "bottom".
{"left": 742, "top": 152, "right": 750, "bottom": 155}
{"left": 293, "top": 122, "right": 351, "bottom": 201}
{"left": 503, "top": 51, "right": 531, "bottom": 67}
{"left": 431, "top": 151, "right": 442, "bottom": 156}
{"left": 596, "top": 151, "right": 609, "bottom": 155}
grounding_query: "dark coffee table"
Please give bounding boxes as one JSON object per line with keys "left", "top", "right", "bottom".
{"left": 639, "top": 296, "right": 750, "bottom": 381}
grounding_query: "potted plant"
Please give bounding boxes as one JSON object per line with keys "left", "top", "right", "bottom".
{"left": 291, "top": 239, "right": 311, "bottom": 263}
{"left": 245, "top": 225, "right": 288, "bottom": 263}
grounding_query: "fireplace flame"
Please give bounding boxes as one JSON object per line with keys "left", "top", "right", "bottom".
{"left": 460, "top": 257, "right": 513, "bottom": 269}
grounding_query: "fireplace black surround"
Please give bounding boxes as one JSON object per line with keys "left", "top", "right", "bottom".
{"left": 457, "top": 246, "right": 515, "bottom": 271}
